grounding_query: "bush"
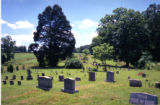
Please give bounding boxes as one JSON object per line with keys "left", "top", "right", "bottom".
{"left": 7, "top": 64, "right": 14, "bottom": 73}
{"left": 65, "top": 58, "right": 83, "bottom": 69}
{"left": 16, "top": 66, "right": 19, "bottom": 70}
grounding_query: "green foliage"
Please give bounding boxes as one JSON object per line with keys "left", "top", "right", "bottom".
{"left": 7, "top": 64, "right": 14, "bottom": 73}
{"left": 65, "top": 58, "right": 83, "bottom": 69}
{"left": 144, "top": 4, "right": 160, "bottom": 61}
{"left": 92, "top": 43, "right": 114, "bottom": 63}
{"left": 2, "top": 54, "right": 6, "bottom": 64}
{"left": 16, "top": 66, "right": 19, "bottom": 71}
{"left": 29, "top": 4, "right": 75, "bottom": 67}
{"left": 1, "top": 35, "right": 16, "bottom": 62}
{"left": 82, "top": 49, "right": 90, "bottom": 55}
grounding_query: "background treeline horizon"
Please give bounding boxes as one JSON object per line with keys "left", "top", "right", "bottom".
{"left": 1, "top": 3, "right": 160, "bottom": 69}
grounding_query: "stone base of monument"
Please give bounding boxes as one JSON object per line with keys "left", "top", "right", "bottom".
{"left": 37, "top": 86, "right": 51, "bottom": 91}
{"left": 61, "top": 88, "right": 78, "bottom": 94}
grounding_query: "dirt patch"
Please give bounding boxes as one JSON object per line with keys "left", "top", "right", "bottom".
{"left": 77, "top": 84, "right": 95, "bottom": 90}
{"left": 110, "top": 96, "right": 121, "bottom": 100}
{"left": 4, "top": 90, "right": 38, "bottom": 100}
{"left": 79, "top": 93, "right": 93, "bottom": 99}
{"left": 137, "top": 72, "right": 145, "bottom": 76}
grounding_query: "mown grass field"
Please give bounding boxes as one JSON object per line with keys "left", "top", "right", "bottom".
{"left": 1, "top": 53, "right": 160, "bottom": 105}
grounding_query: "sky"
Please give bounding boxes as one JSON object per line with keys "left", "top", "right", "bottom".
{"left": 1, "top": 0, "right": 160, "bottom": 48}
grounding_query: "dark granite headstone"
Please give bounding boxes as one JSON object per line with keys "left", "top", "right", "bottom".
{"left": 5, "top": 76, "right": 8, "bottom": 80}
{"left": 116, "top": 71, "right": 119, "bottom": 74}
{"left": 106, "top": 71, "right": 115, "bottom": 82}
{"left": 18, "top": 81, "right": 21, "bottom": 85}
{"left": 2, "top": 80, "right": 7, "bottom": 85}
{"left": 142, "top": 73, "right": 146, "bottom": 78}
{"left": 21, "top": 76, "right": 23, "bottom": 80}
{"left": 10, "top": 80, "right": 14, "bottom": 85}
{"left": 89, "top": 72, "right": 95, "bottom": 81}
{"left": 37, "top": 76, "right": 52, "bottom": 90}
{"left": 128, "top": 76, "right": 131, "bottom": 79}
{"left": 27, "top": 69, "right": 33, "bottom": 80}
{"left": 59, "top": 75, "right": 64, "bottom": 81}
{"left": 129, "top": 79, "right": 142, "bottom": 87}
{"left": 61, "top": 78, "right": 78, "bottom": 93}
{"left": 42, "top": 73, "right": 45, "bottom": 76}
{"left": 155, "top": 82, "right": 160, "bottom": 88}
{"left": 75, "top": 77, "right": 81, "bottom": 81}
{"left": 129, "top": 92, "right": 158, "bottom": 105}
{"left": 12, "top": 75, "right": 16, "bottom": 80}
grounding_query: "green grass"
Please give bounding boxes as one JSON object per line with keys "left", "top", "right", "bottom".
{"left": 1, "top": 53, "right": 160, "bottom": 105}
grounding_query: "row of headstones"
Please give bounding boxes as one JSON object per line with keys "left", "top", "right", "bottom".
{"left": 2, "top": 80, "right": 21, "bottom": 85}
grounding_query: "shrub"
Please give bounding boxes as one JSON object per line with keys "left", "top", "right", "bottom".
{"left": 65, "top": 58, "right": 83, "bottom": 69}
{"left": 16, "top": 66, "right": 19, "bottom": 70}
{"left": 7, "top": 64, "right": 14, "bottom": 73}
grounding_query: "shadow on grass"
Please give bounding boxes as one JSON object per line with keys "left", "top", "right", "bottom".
{"left": 31, "top": 66, "right": 65, "bottom": 70}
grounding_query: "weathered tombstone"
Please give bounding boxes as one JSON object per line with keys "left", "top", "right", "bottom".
{"left": 116, "top": 71, "right": 119, "bottom": 74}
{"left": 61, "top": 78, "right": 78, "bottom": 93}
{"left": 2, "top": 80, "right": 7, "bottom": 85}
{"left": 75, "top": 77, "right": 81, "bottom": 81}
{"left": 5, "top": 76, "right": 8, "bottom": 80}
{"left": 42, "top": 73, "right": 45, "bottom": 76}
{"left": 37, "top": 76, "right": 52, "bottom": 90}
{"left": 106, "top": 71, "right": 115, "bottom": 82}
{"left": 18, "top": 81, "right": 21, "bottom": 85}
{"left": 155, "top": 82, "right": 160, "bottom": 88}
{"left": 21, "top": 76, "right": 23, "bottom": 80}
{"left": 27, "top": 69, "right": 33, "bottom": 80}
{"left": 128, "top": 76, "right": 131, "bottom": 79}
{"left": 129, "top": 79, "right": 142, "bottom": 87}
{"left": 89, "top": 72, "right": 95, "bottom": 81}
{"left": 129, "top": 92, "right": 158, "bottom": 105}
{"left": 10, "top": 80, "right": 14, "bottom": 85}
{"left": 12, "top": 75, "right": 16, "bottom": 80}
{"left": 142, "top": 73, "right": 146, "bottom": 78}
{"left": 59, "top": 75, "right": 64, "bottom": 81}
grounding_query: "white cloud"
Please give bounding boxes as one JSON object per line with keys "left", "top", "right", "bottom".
{"left": 72, "top": 31, "right": 81, "bottom": 39}
{"left": 74, "top": 19, "right": 98, "bottom": 29}
{"left": 1, "top": 19, "right": 34, "bottom": 29}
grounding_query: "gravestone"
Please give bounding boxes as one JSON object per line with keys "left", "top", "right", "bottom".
{"left": 155, "top": 82, "right": 160, "bottom": 88}
{"left": 5, "top": 76, "right": 8, "bottom": 80}
{"left": 61, "top": 78, "right": 78, "bottom": 93}
{"left": 129, "top": 79, "right": 142, "bottom": 87}
{"left": 37, "top": 75, "right": 39, "bottom": 80}
{"left": 128, "top": 76, "right": 131, "bottom": 79}
{"left": 27, "top": 69, "right": 33, "bottom": 80}
{"left": 129, "top": 92, "right": 158, "bottom": 105}
{"left": 59, "top": 75, "right": 64, "bottom": 81}
{"left": 10, "top": 80, "right": 14, "bottom": 85}
{"left": 37, "top": 76, "right": 53, "bottom": 90}
{"left": 142, "top": 73, "right": 146, "bottom": 78}
{"left": 42, "top": 73, "right": 45, "bottom": 76}
{"left": 75, "top": 77, "right": 81, "bottom": 81}
{"left": 116, "top": 71, "right": 119, "bottom": 74}
{"left": 106, "top": 71, "right": 115, "bottom": 82}
{"left": 89, "top": 72, "right": 95, "bottom": 81}
{"left": 18, "top": 81, "right": 21, "bottom": 85}
{"left": 2, "top": 80, "right": 7, "bottom": 85}
{"left": 12, "top": 75, "right": 16, "bottom": 80}
{"left": 21, "top": 76, "right": 23, "bottom": 80}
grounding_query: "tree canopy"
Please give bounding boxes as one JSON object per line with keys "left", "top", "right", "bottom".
{"left": 29, "top": 4, "right": 75, "bottom": 67}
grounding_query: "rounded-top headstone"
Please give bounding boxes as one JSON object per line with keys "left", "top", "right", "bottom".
{"left": 2, "top": 80, "right": 7, "bottom": 85}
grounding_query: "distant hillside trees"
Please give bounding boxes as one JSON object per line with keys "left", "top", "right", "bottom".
{"left": 1, "top": 36, "right": 16, "bottom": 64}
{"left": 15, "top": 46, "right": 27, "bottom": 53}
{"left": 29, "top": 4, "right": 75, "bottom": 67}
{"left": 74, "top": 45, "right": 90, "bottom": 53}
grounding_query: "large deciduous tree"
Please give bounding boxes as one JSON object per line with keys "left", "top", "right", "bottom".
{"left": 29, "top": 4, "right": 75, "bottom": 67}
{"left": 1, "top": 35, "right": 16, "bottom": 63}
{"left": 97, "top": 8, "right": 148, "bottom": 66}
{"left": 144, "top": 4, "right": 160, "bottom": 61}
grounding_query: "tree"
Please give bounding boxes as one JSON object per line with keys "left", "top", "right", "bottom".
{"left": 1, "top": 35, "right": 16, "bottom": 62}
{"left": 1, "top": 54, "right": 6, "bottom": 64}
{"left": 143, "top": 4, "right": 160, "bottom": 61}
{"left": 92, "top": 43, "right": 114, "bottom": 64}
{"left": 30, "top": 4, "right": 75, "bottom": 67}
{"left": 97, "top": 8, "right": 148, "bottom": 66}
{"left": 82, "top": 49, "right": 90, "bottom": 62}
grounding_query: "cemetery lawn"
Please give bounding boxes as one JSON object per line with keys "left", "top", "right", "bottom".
{"left": 1, "top": 53, "right": 160, "bottom": 105}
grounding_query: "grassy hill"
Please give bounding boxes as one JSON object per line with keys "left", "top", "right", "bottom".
{"left": 1, "top": 53, "right": 160, "bottom": 105}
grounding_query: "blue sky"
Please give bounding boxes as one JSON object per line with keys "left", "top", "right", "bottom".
{"left": 1, "top": 0, "right": 160, "bottom": 47}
